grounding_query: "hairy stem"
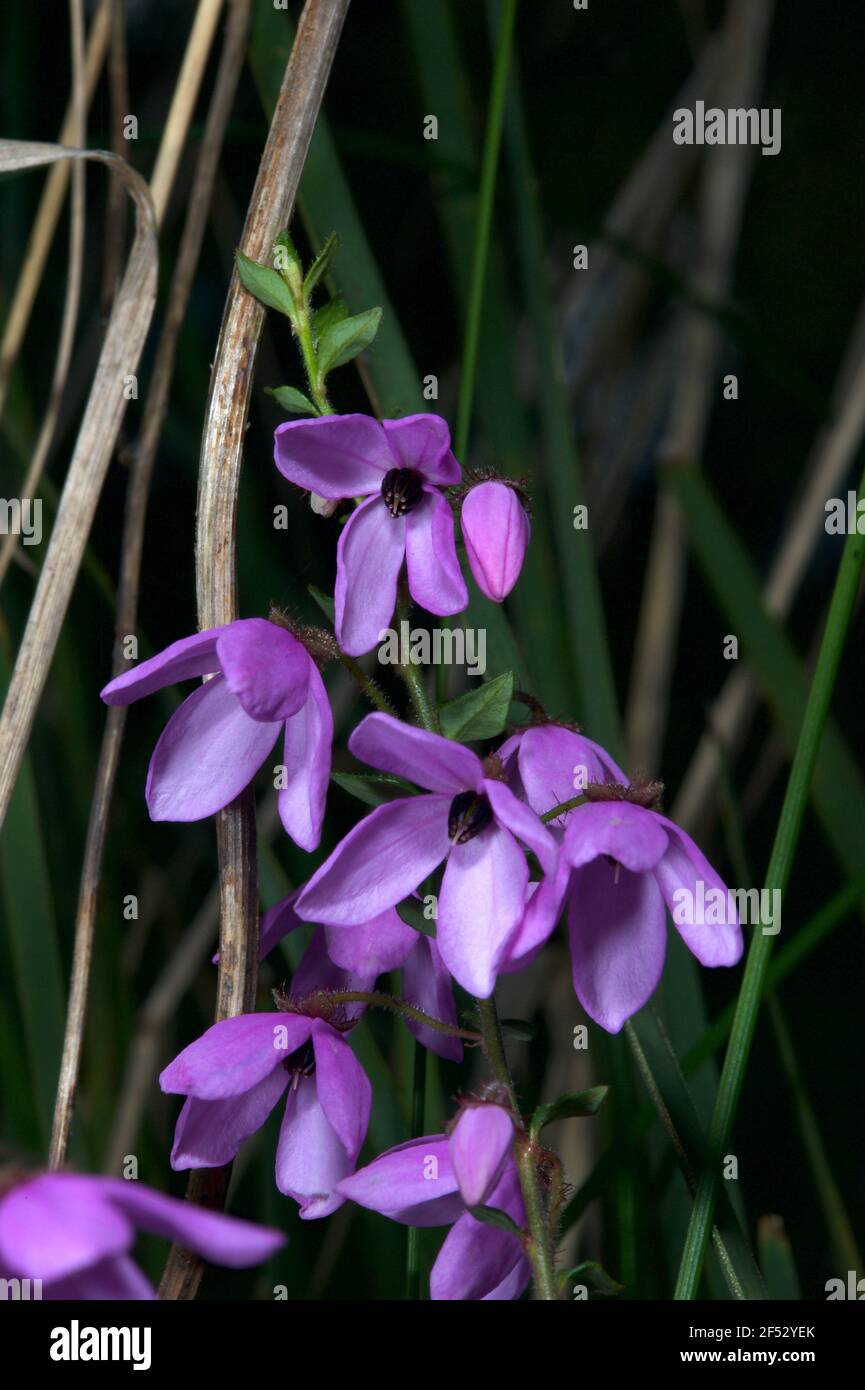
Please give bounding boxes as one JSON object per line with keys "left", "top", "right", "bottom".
{"left": 475, "top": 994, "right": 558, "bottom": 1300}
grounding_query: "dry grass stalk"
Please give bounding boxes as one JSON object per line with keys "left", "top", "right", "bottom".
{"left": 0, "top": 141, "right": 157, "bottom": 837}
{"left": 48, "top": 0, "right": 253, "bottom": 1173}
{"left": 624, "top": 0, "right": 774, "bottom": 775}
{"left": 158, "top": 0, "right": 352, "bottom": 1301}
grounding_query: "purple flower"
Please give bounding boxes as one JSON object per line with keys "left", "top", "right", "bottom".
{"left": 261, "top": 887, "right": 462, "bottom": 1062}
{"left": 295, "top": 713, "right": 559, "bottom": 998}
{"left": 338, "top": 1101, "right": 530, "bottom": 1300}
{"left": 562, "top": 786, "right": 744, "bottom": 1032}
{"left": 494, "top": 722, "right": 626, "bottom": 973}
{"left": 101, "top": 617, "right": 332, "bottom": 850}
{"left": 160, "top": 997, "right": 372, "bottom": 1220}
{"left": 460, "top": 480, "right": 530, "bottom": 601}
{"left": 0, "top": 1171, "right": 283, "bottom": 1299}
{"left": 273, "top": 414, "right": 468, "bottom": 655}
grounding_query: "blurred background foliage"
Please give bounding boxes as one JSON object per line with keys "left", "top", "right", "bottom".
{"left": 1, "top": 0, "right": 863, "bottom": 1299}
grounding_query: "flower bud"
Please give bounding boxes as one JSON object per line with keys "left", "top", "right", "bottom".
{"left": 460, "top": 480, "right": 529, "bottom": 602}
{"left": 310, "top": 491, "right": 338, "bottom": 518}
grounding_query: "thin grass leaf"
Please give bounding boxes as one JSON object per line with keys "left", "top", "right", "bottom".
{"left": 674, "top": 462, "right": 865, "bottom": 1299}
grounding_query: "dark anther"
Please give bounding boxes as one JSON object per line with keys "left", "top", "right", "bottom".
{"left": 283, "top": 1039, "right": 316, "bottom": 1083}
{"left": 382, "top": 467, "right": 424, "bottom": 517}
{"left": 448, "top": 790, "right": 493, "bottom": 844}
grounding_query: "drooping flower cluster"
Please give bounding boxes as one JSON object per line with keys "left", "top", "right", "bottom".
{"left": 91, "top": 393, "right": 742, "bottom": 1301}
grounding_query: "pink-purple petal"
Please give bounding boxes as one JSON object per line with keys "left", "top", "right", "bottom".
{"left": 510, "top": 724, "right": 627, "bottom": 825}
{"left": 448, "top": 1104, "right": 514, "bottom": 1208}
{"left": 259, "top": 888, "right": 304, "bottom": 958}
{"left": 100, "top": 627, "right": 227, "bottom": 705}
{"left": 349, "top": 711, "right": 481, "bottom": 794}
{"left": 98, "top": 1177, "right": 284, "bottom": 1266}
{"left": 216, "top": 619, "right": 309, "bottom": 723}
{"left": 460, "top": 481, "right": 529, "bottom": 602}
{"left": 563, "top": 799, "right": 669, "bottom": 873}
{"left": 325, "top": 908, "right": 417, "bottom": 976}
{"left": 437, "top": 822, "right": 529, "bottom": 997}
{"left": 567, "top": 858, "right": 667, "bottom": 1032}
{"left": 296, "top": 794, "right": 452, "bottom": 925}
{"left": 429, "top": 1165, "right": 526, "bottom": 1300}
{"left": 275, "top": 1076, "right": 351, "bottom": 1220}
{"left": 46, "top": 1254, "right": 156, "bottom": 1301}
{"left": 145, "top": 676, "right": 281, "bottom": 822}
{"left": 405, "top": 488, "right": 469, "bottom": 616}
{"left": 403, "top": 935, "right": 463, "bottom": 1062}
{"left": 169, "top": 1070, "right": 289, "bottom": 1169}
{"left": 277, "top": 661, "right": 333, "bottom": 850}
{"left": 483, "top": 777, "right": 558, "bottom": 876}
{"left": 336, "top": 1136, "right": 462, "bottom": 1225}
{"left": 652, "top": 814, "right": 744, "bottom": 967}
{"left": 274, "top": 413, "right": 391, "bottom": 498}
{"left": 335, "top": 495, "right": 406, "bottom": 656}
{"left": 0, "top": 1175, "right": 131, "bottom": 1282}
{"left": 159, "top": 1012, "right": 306, "bottom": 1099}
{"left": 311, "top": 1022, "right": 371, "bottom": 1160}
{"left": 382, "top": 413, "right": 461, "bottom": 485}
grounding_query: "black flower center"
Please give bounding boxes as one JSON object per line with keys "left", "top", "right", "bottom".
{"left": 283, "top": 1039, "right": 316, "bottom": 1083}
{"left": 448, "top": 790, "right": 493, "bottom": 844}
{"left": 382, "top": 467, "right": 424, "bottom": 517}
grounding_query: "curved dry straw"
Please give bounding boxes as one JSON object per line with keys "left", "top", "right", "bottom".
{"left": 157, "top": 0, "right": 352, "bottom": 1301}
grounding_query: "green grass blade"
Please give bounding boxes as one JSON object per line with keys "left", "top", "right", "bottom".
{"left": 0, "top": 646, "right": 67, "bottom": 1149}
{"left": 670, "top": 466, "right": 865, "bottom": 877}
{"left": 674, "top": 462, "right": 865, "bottom": 1299}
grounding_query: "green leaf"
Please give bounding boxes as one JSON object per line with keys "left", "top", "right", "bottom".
{"left": 0, "top": 648, "right": 66, "bottom": 1148}
{"left": 499, "top": 1017, "right": 535, "bottom": 1042}
{"left": 673, "top": 462, "right": 865, "bottom": 1299}
{"left": 468, "top": 1205, "right": 525, "bottom": 1238}
{"left": 560, "top": 1261, "right": 624, "bottom": 1298}
{"left": 757, "top": 1216, "right": 802, "bottom": 1301}
{"left": 626, "top": 1008, "right": 768, "bottom": 1300}
{"left": 331, "top": 770, "right": 417, "bottom": 808}
{"left": 304, "top": 231, "right": 338, "bottom": 299}
{"left": 671, "top": 468, "right": 865, "bottom": 881}
{"left": 311, "top": 296, "right": 348, "bottom": 347}
{"left": 439, "top": 670, "right": 514, "bottom": 741}
{"left": 531, "top": 1085, "right": 608, "bottom": 1136}
{"left": 265, "top": 385, "right": 318, "bottom": 416}
{"left": 395, "top": 896, "right": 436, "bottom": 938}
{"left": 307, "top": 583, "right": 335, "bottom": 625}
{"left": 235, "top": 250, "right": 296, "bottom": 319}
{"left": 317, "top": 306, "right": 382, "bottom": 376}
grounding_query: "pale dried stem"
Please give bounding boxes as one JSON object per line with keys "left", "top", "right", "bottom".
{"left": 48, "top": 0, "right": 253, "bottom": 1173}
{"left": 158, "top": 0, "right": 351, "bottom": 1301}
{"left": 624, "top": 0, "right": 774, "bottom": 775}
{"left": 0, "top": 0, "right": 111, "bottom": 426}
{"left": 0, "top": 143, "right": 157, "bottom": 841}
{"left": 0, "top": 0, "right": 87, "bottom": 591}
{"left": 100, "top": 0, "right": 130, "bottom": 314}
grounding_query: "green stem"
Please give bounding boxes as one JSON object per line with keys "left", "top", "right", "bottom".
{"left": 406, "top": 1042, "right": 428, "bottom": 1300}
{"left": 475, "top": 994, "right": 558, "bottom": 1300}
{"left": 295, "top": 310, "right": 331, "bottom": 416}
{"left": 396, "top": 584, "right": 439, "bottom": 732}
{"left": 674, "top": 462, "right": 865, "bottom": 1300}
{"left": 454, "top": 0, "right": 519, "bottom": 459}
{"left": 302, "top": 989, "right": 481, "bottom": 1042}
{"left": 338, "top": 653, "right": 397, "bottom": 716}
{"left": 541, "top": 793, "right": 586, "bottom": 823}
